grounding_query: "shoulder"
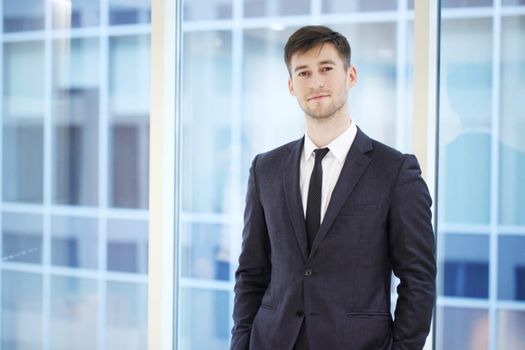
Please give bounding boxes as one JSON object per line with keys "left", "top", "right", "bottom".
{"left": 252, "top": 137, "right": 302, "bottom": 169}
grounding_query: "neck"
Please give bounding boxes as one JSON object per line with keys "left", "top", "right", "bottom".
{"left": 306, "top": 112, "right": 352, "bottom": 148}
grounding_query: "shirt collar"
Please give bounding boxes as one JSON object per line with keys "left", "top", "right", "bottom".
{"left": 303, "top": 120, "right": 357, "bottom": 163}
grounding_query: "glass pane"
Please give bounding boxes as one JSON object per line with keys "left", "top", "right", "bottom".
{"left": 182, "top": 31, "right": 233, "bottom": 213}
{"left": 436, "top": 307, "right": 489, "bottom": 350}
{"left": 498, "top": 310, "right": 525, "bottom": 349}
{"left": 244, "top": 0, "right": 309, "bottom": 17}
{"left": 499, "top": 16, "right": 525, "bottom": 226}
{"left": 503, "top": 0, "right": 525, "bottom": 5}
{"left": 439, "top": 18, "right": 492, "bottom": 225}
{"left": 106, "top": 282, "right": 147, "bottom": 349}
{"left": 443, "top": 0, "right": 492, "bottom": 7}
{"left": 498, "top": 235, "right": 525, "bottom": 301}
{"left": 1, "top": 271, "right": 43, "bottom": 349}
{"left": 180, "top": 288, "right": 230, "bottom": 350}
{"left": 51, "top": 216, "right": 98, "bottom": 269}
{"left": 242, "top": 28, "right": 303, "bottom": 161}
{"left": 181, "top": 222, "right": 231, "bottom": 281}
{"left": 322, "top": 0, "right": 397, "bottom": 13}
{"left": 2, "top": 41, "right": 44, "bottom": 203}
{"left": 52, "top": 0, "right": 100, "bottom": 29}
{"left": 109, "top": 0, "right": 150, "bottom": 25}
{"left": 109, "top": 35, "right": 150, "bottom": 209}
{"left": 442, "top": 234, "right": 489, "bottom": 298}
{"left": 183, "top": 0, "right": 232, "bottom": 21}
{"left": 52, "top": 38, "right": 100, "bottom": 206}
{"left": 50, "top": 276, "right": 98, "bottom": 349}
{"left": 3, "top": 0, "right": 45, "bottom": 32}
{"left": 107, "top": 219, "right": 148, "bottom": 274}
{"left": 332, "top": 22, "right": 398, "bottom": 146}
{"left": 2, "top": 212, "right": 42, "bottom": 264}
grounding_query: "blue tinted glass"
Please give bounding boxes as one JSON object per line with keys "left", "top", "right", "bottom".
{"left": 181, "top": 222, "right": 231, "bottom": 281}
{"left": 109, "top": 0, "right": 150, "bottom": 25}
{"left": 183, "top": 0, "right": 232, "bottom": 20}
{"left": 498, "top": 310, "right": 525, "bottom": 349}
{"left": 1, "top": 271, "right": 43, "bottom": 348}
{"left": 182, "top": 31, "right": 233, "bottom": 213}
{"left": 51, "top": 216, "right": 98, "bottom": 269}
{"left": 244, "top": 0, "right": 309, "bottom": 17}
{"left": 50, "top": 276, "right": 98, "bottom": 349}
{"left": 437, "top": 307, "right": 489, "bottom": 350}
{"left": 498, "top": 235, "right": 525, "bottom": 301}
{"left": 52, "top": 0, "right": 100, "bottom": 29}
{"left": 107, "top": 219, "right": 148, "bottom": 274}
{"left": 106, "top": 282, "right": 147, "bottom": 349}
{"left": 109, "top": 35, "right": 150, "bottom": 209}
{"left": 499, "top": 16, "right": 525, "bottom": 225}
{"left": 2, "top": 41, "right": 44, "bottom": 203}
{"left": 52, "top": 38, "right": 100, "bottom": 206}
{"left": 2, "top": 213, "right": 42, "bottom": 264}
{"left": 443, "top": 234, "right": 489, "bottom": 298}
{"left": 3, "top": 0, "right": 45, "bottom": 32}
{"left": 180, "top": 288, "right": 230, "bottom": 349}
{"left": 322, "top": 0, "right": 396, "bottom": 13}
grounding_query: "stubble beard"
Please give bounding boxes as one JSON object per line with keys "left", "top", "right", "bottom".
{"left": 301, "top": 96, "right": 347, "bottom": 121}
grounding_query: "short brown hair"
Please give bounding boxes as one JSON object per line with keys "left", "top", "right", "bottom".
{"left": 284, "top": 25, "right": 351, "bottom": 75}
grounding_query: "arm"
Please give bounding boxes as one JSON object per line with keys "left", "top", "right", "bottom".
{"left": 389, "top": 154, "right": 436, "bottom": 350}
{"left": 230, "top": 156, "right": 272, "bottom": 350}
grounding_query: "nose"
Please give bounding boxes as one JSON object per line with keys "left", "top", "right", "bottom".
{"left": 310, "top": 72, "right": 325, "bottom": 89}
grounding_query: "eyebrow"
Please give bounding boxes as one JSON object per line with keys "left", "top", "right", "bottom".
{"left": 293, "top": 60, "right": 337, "bottom": 73}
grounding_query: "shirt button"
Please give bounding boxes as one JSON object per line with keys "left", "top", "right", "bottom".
{"left": 304, "top": 269, "right": 313, "bottom": 277}
{"left": 296, "top": 310, "right": 304, "bottom": 317}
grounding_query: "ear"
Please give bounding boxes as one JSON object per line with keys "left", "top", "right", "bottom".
{"left": 347, "top": 65, "right": 357, "bottom": 88}
{"left": 288, "top": 77, "right": 296, "bottom": 96}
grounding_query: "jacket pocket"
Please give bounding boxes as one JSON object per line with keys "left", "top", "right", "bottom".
{"left": 344, "top": 312, "right": 393, "bottom": 349}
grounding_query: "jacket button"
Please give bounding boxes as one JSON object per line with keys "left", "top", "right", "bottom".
{"left": 304, "top": 269, "right": 313, "bottom": 277}
{"left": 296, "top": 310, "right": 304, "bottom": 317}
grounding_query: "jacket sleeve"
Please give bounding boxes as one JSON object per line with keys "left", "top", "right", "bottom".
{"left": 230, "top": 155, "right": 272, "bottom": 350}
{"left": 389, "top": 154, "right": 436, "bottom": 350}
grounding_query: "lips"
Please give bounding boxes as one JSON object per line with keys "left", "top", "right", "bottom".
{"left": 308, "top": 94, "right": 329, "bottom": 101}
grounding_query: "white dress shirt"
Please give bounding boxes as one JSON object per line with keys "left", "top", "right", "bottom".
{"left": 300, "top": 121, "right": 358, "bottom": 222}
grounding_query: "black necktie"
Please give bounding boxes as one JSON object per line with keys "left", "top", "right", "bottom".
{"left": 306, "top": 148, "right": 329, "bottom": 253}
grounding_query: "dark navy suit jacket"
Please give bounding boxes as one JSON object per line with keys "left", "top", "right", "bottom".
{"left": 231, "top": 128, "right": 436, "bottom": 350}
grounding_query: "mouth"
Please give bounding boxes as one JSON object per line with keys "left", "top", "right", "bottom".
{"left": 308, "top": 94, "right": 329, "bottom": 101}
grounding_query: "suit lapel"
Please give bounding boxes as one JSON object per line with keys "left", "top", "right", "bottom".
{"left": 309, "top": 128, "right": 373, "bottom": 258}
{"left": 283, "top": 137, "right": 308, "bottom": 262}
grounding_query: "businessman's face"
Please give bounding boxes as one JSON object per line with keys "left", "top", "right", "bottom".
{"left": 288, "top": 43, "right": 356, "bottom": 121}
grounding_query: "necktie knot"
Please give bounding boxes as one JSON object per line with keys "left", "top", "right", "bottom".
{"left": 314, "top": 148, "right": 329, "bottom": 163}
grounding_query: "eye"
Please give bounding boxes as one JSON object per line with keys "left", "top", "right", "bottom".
{"left": 297, "top": 71, "right": 309, "bottom": 77}
{"left": 321, "top": 66, "right": 333, "bottom": 72}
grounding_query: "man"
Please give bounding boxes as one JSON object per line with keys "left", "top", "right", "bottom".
{"left": 231, "top": 25, "right": 436, "bottom": 350}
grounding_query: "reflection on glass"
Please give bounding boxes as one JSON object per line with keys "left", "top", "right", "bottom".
{"left": 183, "top": 0, "right": 232, "bottom": 20}
{"left": 181, "top": 222, "right": 231, "bottom": 281}
{"left": 2, "top": 212, "right": 42, "bottom": 264}
{"left": 51, "top": 216, "right": 98, "bottom": 269}
{"left": 109, "top": 35, "right": 150, "bottom": 209}
{"left": 499, "top": 16, "right": 525, "bottom": 225}
{"left": 332, "top": 22, "right": 398, "bottom": 146}
{"left": 109, "top": 0, "right": 150, "bottom": 25}
{"left": 180, "top": 288, "right": 230, "bottom": 350}
{"left": 498, "top": 310, "right": 525, "bottom": 349}
{"left": 3, "top": 0, "right": 45, "bottom": 32}
{"left": 107, "top": 219, "right": 148, "bottom": 274}
{"left": 52, "top": 0, "right": 100, "bottom": 29}
{"left": 439, "top": 18, "right": 492, "bottom": 225}
{"left": 52, "top": 38, "right": 99, "bottom": 206}
{"left": 442, "top": 234, "right": 489, "bottom": 298}
{"left": 2, "top": 41, "right": 44, "bottom": 203}
{"left": 244, "top": 0, "right": 309, "bottom": 17}
{"left": 498, "top": 235, "right": 525, "bottom": 301}
{"left": 182, "top": 31, "right": 233, "bottom": 213}
{"left": 106, "top": 282, "right": 147, "bottom": 349}
{"left": 437, "top": 307, "right": 489, "bottom": 350}
{"left": 322, "top": 0, "right": 396, "bottom": 13}
{"left": 1, "top": 271, "right": 42, "bottom": 349}
{"left": 50, "top": 276, "right": 98, "bottom": 349}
